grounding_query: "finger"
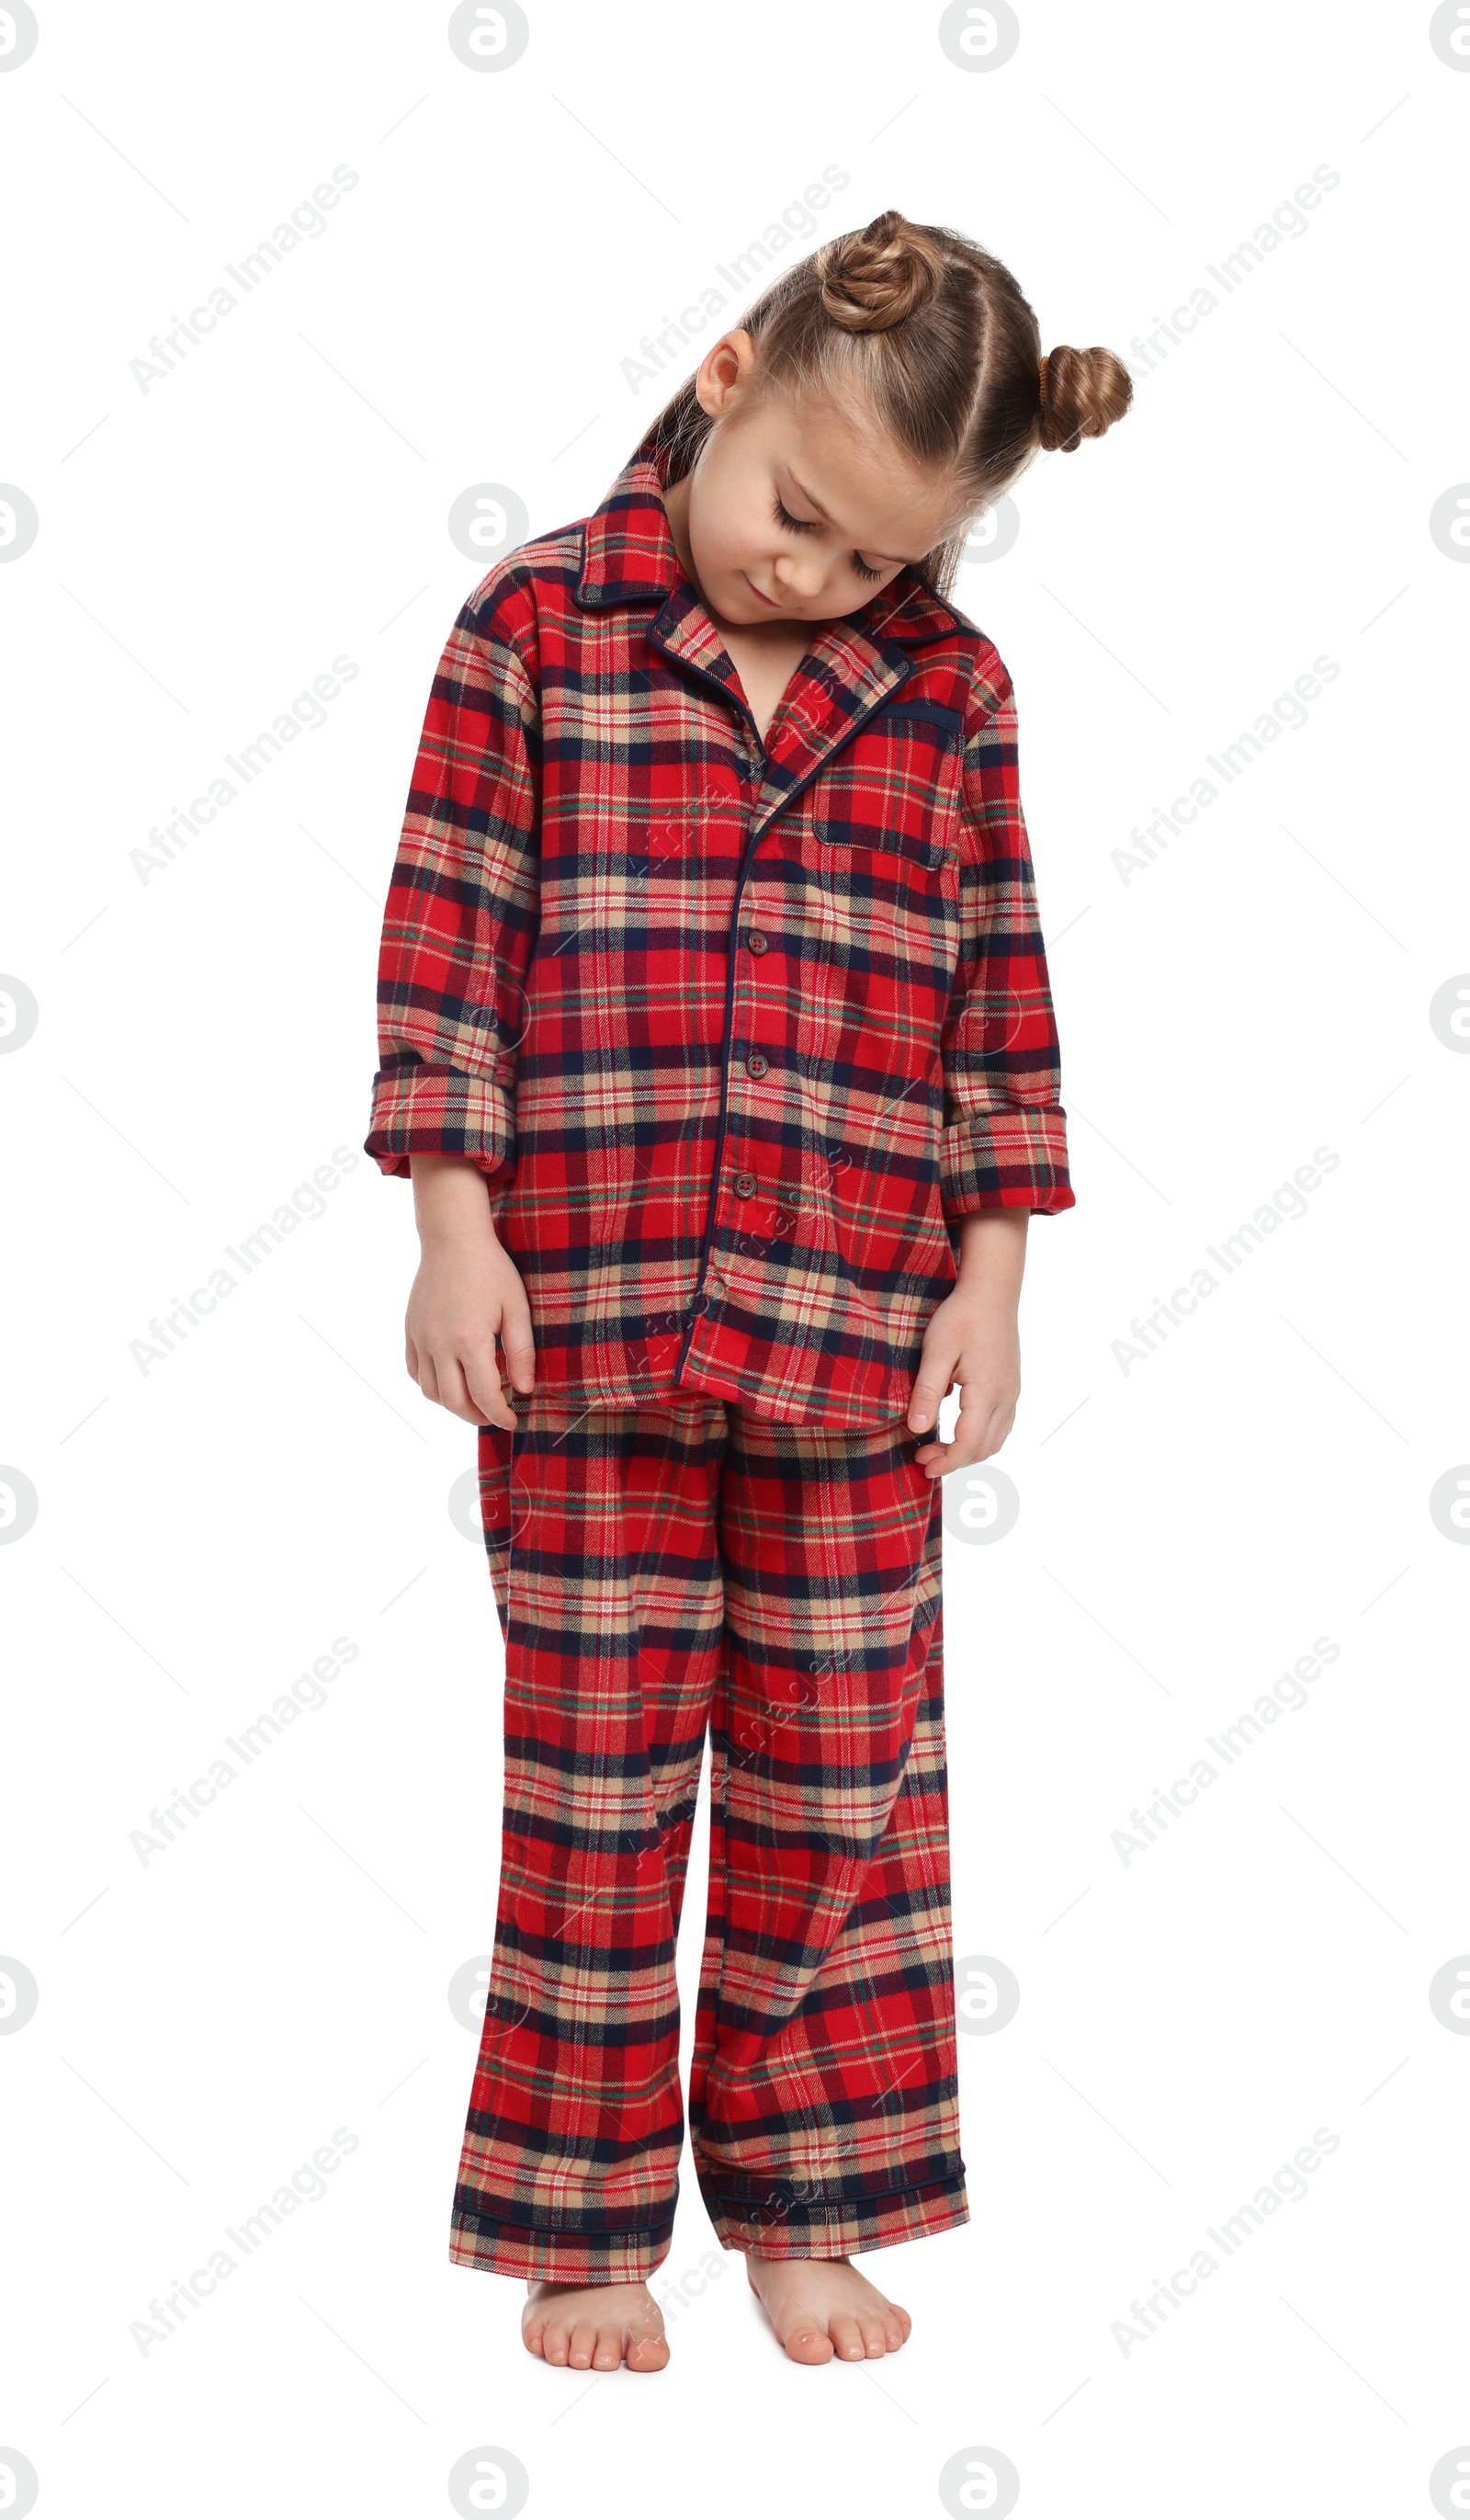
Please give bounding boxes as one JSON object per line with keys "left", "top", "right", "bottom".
{"left": 464, "top": 1344, "right": 519, "bottom": 1428}
{"left": 440, "top": 1349, "right": 515, "bottom": 1430}
{"left": 906, "top": 1391, "right": 977, "bottom": 1471}
{"left": 983, "top": 1395, "right": 1017, "bottom": 1456}
{"left": 497, "top": 1297, "right": 537, "bottom": 1393}
{"left": 906, "top": 1351, "right": 957, "bottom": 1433}
{"left": 942, "top": 1405, "right": 1003, "bottom": 1470}
{"left": 914, "top": 1387, "right": 990, "bottom": 1475}
{"left": 950, "top": 1379, "right": 1000, "bottom": 1458}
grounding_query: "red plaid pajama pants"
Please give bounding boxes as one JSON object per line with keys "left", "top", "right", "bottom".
{"left": 449, "top": 1395, "right": 969, "bottom": 2281}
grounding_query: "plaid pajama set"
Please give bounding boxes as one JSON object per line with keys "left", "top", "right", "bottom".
{"left": 364, "top": 438, "right": 1073, "bottom": 2280}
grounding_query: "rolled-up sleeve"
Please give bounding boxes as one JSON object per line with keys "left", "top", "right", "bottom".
{"left": 364, "top": 575, "right": 541, "bottom": 1184}
{"left": 939, "top": 659, "right": 1075, "bottom": 1218}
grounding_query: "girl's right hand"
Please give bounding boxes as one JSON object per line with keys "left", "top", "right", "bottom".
{"left": 404, "top": 1155, "right": 536, "bottom": 1429}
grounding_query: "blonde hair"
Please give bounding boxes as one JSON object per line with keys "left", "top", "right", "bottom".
{"left": 635, "top": 208, "right": 1134, "bottom": 597}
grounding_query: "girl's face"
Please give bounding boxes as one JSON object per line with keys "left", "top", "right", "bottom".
{"left": 666, "top": 330, "right": 962, "bottom": 630}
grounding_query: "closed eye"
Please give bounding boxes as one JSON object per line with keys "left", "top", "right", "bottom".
{"left": 772, "top": 490, "right": 816, "bottom": 536}
{"left": 771, "top": 490, "right": 885, "bottom": 585}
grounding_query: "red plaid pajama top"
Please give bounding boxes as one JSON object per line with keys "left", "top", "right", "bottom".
{"left": 364, "top": 439, "right": 1074, "bottom": 1429}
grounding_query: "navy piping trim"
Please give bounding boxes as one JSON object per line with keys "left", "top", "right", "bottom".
{"left": 875, "top": 699, "right": 964, "bottom": 738}
{"left": 701, "top": 2162, "right": 968, "bottom": 2211}
{"left": 453, "top": 2186, "right": 679, "bottom": 2237}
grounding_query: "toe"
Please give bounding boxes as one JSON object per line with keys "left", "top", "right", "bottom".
{"left": 543, "top": 2322, "right": 569, "bottom": 2367}
{"left": 882, "top": 2311, "right": 908, "bottom": 2351}
{"left": 858, "top": 2318, "right": 888, "bottom": 2358}
{"left": 782, "top": 2319, "right": 835, "bottom": 2364}
{"left": 626, "top": 2325, "right": 670, "bottom": 2372}
{"left": 521, "top": 2316, "right": 547, "bottom": 2359}
{"left": 592, "top": 2322, "right": 622, "bottom": 2371}
{"left": 567, "top": 2317, "right": 598, "bottom": 2368}
{"left": 828, "top": 2313, "right": 866, "bottom": 2363}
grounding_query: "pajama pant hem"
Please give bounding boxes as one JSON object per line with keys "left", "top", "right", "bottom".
{"left": 447, "top": 2168, "right": 970, "bottom": 2280}
{"left": 702, "top": 2165, "right": 970, "bottom": 2259}
{"left": 448, "top": 2208, "right": 677, "bottom": 2285}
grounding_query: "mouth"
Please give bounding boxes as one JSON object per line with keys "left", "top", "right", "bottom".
{"left": 743, "top": 573, "right": 783, "bottom": 609}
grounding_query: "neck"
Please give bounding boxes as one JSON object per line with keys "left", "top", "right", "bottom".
{"left": 660, "top": 471, "right": 699, "bottom": 594}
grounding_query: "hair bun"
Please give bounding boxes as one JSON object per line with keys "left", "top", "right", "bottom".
{"left": 817, "top": 210, "right": 944, "bottom": 334}
{"left": 1037, "top": 344, "right": 1135, "bottom": 452}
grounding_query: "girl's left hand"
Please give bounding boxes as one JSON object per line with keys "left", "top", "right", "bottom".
{"left": 906, "top": 1285, "right": 1022, "bottom": 1480}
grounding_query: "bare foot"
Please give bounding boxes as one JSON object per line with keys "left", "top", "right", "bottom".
{"left": 522, "top": 2277, "right": 669, "bottom": 2373}
{"left": 745, "top": 2253, "right": 912, "bottom": 2365}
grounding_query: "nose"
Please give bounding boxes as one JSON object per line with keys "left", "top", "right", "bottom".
{"left": 773, "top": 551, "right": 827, "bottom": 602}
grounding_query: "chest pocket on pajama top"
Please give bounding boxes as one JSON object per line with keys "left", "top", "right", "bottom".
{"left": 801, "top": 702, "right": 962, "bottom": 949}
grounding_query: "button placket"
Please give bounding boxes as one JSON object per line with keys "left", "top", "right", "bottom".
{"left": 726, "top": 813, "right": 763, "bottom": 1232}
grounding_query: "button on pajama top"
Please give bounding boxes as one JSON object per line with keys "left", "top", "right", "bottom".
{"left": 364, "top": 440, "right": 1075, "bottom": 2276}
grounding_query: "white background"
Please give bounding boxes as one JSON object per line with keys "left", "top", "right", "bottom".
{"left": 3, "top": 2, "right": 1467, "bottom": 2514}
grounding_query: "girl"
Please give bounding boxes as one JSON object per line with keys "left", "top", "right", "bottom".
{"left": 365, "top": 210, "right": 1131, "bottom": 2374}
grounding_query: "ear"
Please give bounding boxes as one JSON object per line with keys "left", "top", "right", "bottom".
{"left": 695, "top": 328, "right": 758, "bottom": 417}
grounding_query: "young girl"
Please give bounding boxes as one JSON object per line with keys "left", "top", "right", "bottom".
{"left": 365, "top": 210, "right": 1131, "bottom": 2374}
